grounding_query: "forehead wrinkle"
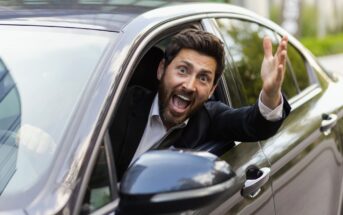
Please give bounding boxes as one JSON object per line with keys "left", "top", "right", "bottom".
{"left": 180, "top": 60, "right": 193, "bottom": 69}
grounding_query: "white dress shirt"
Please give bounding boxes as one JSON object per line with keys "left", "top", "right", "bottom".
{"left": 130, "top": 92, "right": 284, "bottom": 163}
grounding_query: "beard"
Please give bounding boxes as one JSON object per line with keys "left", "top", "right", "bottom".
{"left": 158, "top": 76, "right": 206, "bottom": 129}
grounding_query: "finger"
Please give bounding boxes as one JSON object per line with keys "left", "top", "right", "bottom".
{"left": 282, "top": 35, "right": 288, "bottom": 44}
{"left": 276, "top": 64, "right": 286, "bottom": 83}
{"left": 276, "top": 35, "right": 288, "bottom": 55}
{"left": 276, "top": 51, "right": 287, "bottom": 83}
{"left": 278, "top": 50, "right": 287, "bottom": 66}
{"left": 263, "top": 36, "right": 273, "bottom": 58}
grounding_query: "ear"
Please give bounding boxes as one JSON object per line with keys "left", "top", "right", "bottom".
{"left": 157, "top": 59, "right": 165, "bottom": 81}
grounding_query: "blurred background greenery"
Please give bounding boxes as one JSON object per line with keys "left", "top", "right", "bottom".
{"left": 211, "top": 0, "right": 343, "bottom": 56}
{"left": 1, "top": 0, "right": 342, "bottom": 56}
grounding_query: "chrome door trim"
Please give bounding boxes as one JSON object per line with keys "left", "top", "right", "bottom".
{"left": 288, "top": 84, "right": 322, "bottom": 110}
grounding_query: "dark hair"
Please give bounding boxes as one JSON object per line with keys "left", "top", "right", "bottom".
{"left": 164, "top": 29, "right": 225, "bottom": 84}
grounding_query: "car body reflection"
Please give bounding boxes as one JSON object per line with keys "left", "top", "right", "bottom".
{"left": 0, "top": 58, "right": 21, "bottom": 194}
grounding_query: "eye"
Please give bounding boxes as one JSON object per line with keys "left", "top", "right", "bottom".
{"left": 178, "top": 66, "right": 187, "bottom": 74}
{"left": 199, "top": 74, "right": 209, "bottom": 83}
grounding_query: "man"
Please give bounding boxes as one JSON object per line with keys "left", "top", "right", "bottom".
{"left": 110, "top": 29, "right": 291, "bottom": 179}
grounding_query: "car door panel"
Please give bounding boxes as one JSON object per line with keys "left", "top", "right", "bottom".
{"left": 261, "top": 88, "right": 343, "bottom": 215}
{"left": 262, "top": 37, "right": 343, "bottom": 214}
{"left": 211, "top": 16, "right": 343, "bottom": 215}
{"left": 195, "top": 141, "right": 275, "bottom": 215}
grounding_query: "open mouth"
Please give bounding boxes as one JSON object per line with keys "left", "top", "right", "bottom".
{"left": 170, "top": 94, "right": 192, "bottom": 114}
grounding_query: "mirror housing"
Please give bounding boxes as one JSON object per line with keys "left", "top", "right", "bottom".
{"left": 118, "top": 150, "right": 235, "bottom": 214}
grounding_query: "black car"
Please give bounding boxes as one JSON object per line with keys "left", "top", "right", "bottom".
{"left": 0, "top": 1, "right": 342, "bottom": 215}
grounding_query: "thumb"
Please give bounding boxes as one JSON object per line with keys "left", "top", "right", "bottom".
{"left": 263, "top": 36, "right": 273, "bottom": 58}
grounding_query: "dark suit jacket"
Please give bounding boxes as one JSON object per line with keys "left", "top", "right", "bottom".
{"left": 109, "top": 86, "right": 291, "bottom": 179}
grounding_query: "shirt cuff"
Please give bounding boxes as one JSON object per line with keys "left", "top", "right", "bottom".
{"left": 258, "top": 91, "right": 284, "bottom": 121}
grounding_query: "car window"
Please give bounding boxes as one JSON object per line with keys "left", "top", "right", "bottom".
{"left": 216, "top": 18, "right": 317, "bottom": 104}
{"left": 215, "top": 18, "right": 299, "bottom": 105}
{"left": 81, "top": 141, "right": 116, "bottom": 214}
{"left": 0, "top": 26, "right": 115, "bottom": 200}
{"left": 109, "top": 23, "right": 208, "bottom": 180}
{"left": 287, "top": 43, "right": 311, "bottom": 91}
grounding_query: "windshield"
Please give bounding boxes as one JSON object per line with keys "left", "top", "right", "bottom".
{"left": 0, "top": 26, "right": 114, "bottom": 198}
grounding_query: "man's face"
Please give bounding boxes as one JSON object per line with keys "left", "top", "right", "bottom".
{"left": 157, "top": 48, "right": 217, "bottom": 129}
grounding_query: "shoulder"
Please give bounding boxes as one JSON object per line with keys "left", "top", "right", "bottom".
{"left": 127, "top": 85, "right": 153, "bottom": 98}
{"left": 203, "top": 100, "right": 233, "bottom": 114}
{"left": 115, "top": 85, "right": 155, "bottom": 117}
{"left": 125, "top": 85, "right": 155, "bottom": 105}
{"left": 188, "top": 100, "right": 233, "bottom": 123}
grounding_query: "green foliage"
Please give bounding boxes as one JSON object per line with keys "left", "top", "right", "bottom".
{"left": 269, "top": 3, "right": 317, "bottom": 38}
{"left": 287, "top": 44, "right": 310, "bottom": 91}
{"left": 217, "top": 19, "right": 280, "bottom": 105}
{"left": 269, "top": 4, "right": 281, "bottom": 25}
{"left": 299, "top": 5, "right": 317, "bottom": 38}
{"left": 222, "top": 22, "right": 264, "bottom": 105}
{"left": 301, "top": 33, "right": 343, "bottom": 56}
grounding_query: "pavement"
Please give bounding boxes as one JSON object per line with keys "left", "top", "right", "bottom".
{"left": 318, "top": 54, "right": 343, "bottom": 76}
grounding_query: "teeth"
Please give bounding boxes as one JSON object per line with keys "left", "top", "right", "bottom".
{"left": 177, "top": 94, "right": 190, "bottom": 101}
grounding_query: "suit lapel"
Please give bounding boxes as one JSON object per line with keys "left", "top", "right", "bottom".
{"left": 119, "top": 88, "right": 155, "bottom": 171}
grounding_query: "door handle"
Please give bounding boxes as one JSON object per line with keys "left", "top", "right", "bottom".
{"left": 241, "top": 166, "right": 270, "bottom": 198}
{"left": 320, "top": 113, "right": 337, "bottom": 135}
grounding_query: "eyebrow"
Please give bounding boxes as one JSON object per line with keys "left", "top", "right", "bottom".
{"left": 180, "top": 60, "right": 213, "bottom": 75}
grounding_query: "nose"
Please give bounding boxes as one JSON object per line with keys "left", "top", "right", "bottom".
{"left": 182, "top": 75, "right": 196, "bottom": 92}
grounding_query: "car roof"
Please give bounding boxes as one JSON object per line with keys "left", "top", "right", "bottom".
{"left": 0, "top": 0, "right": 203, "bottom": 32}
{"left": 0, "top": 0, "right": 257, "bottom": 32}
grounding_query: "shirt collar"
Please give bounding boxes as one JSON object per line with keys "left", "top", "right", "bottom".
{"left": 150, "top": 93, "right": 189, "bottom": 126}
{"left": 151, "top": 94, "right": 160, "bottom": 118}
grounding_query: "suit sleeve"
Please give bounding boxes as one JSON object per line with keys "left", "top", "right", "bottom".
{"left": 205, "top": 96, "right": 291, "bottom": 142}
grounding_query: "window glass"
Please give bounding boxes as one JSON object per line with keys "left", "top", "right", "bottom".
{"left": 0, "top": 26, "right": 115, "bottom": 200}
{"left": 216, "top": 18, "right": 278, "bottom": 105}
{"left": 222, "top": 58, "right": 242, "bottom": 107}
{"left": 287, "top": 43, "right": 311, "bottom": 91}
{"left": 81, "top": 143, "right": 113, "bottom": 214}
{"left": 283, "top": 62, "right": 299, "bottom": 98}
{"left": 216, "top": 18, "right": 299, "bottom": 105}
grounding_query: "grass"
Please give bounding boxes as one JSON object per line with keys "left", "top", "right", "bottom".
{"left": 300, "top": 33, "right": 343, "bottom": 56}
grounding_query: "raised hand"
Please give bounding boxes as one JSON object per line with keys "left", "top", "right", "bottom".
{"left": 260, "top": 35, "right": 288, "bottom": 109}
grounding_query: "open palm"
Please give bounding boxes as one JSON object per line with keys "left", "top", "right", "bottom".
{"left": 260, "top": 35, "right": 288, "bottom": 109}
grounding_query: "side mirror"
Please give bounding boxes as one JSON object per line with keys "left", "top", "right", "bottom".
{"left": 118, "top": 150, "right": 235, "bottom": 214}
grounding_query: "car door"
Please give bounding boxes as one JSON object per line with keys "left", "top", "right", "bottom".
{"left": 213, "top": 16, "right": 343, "bottom": 215}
